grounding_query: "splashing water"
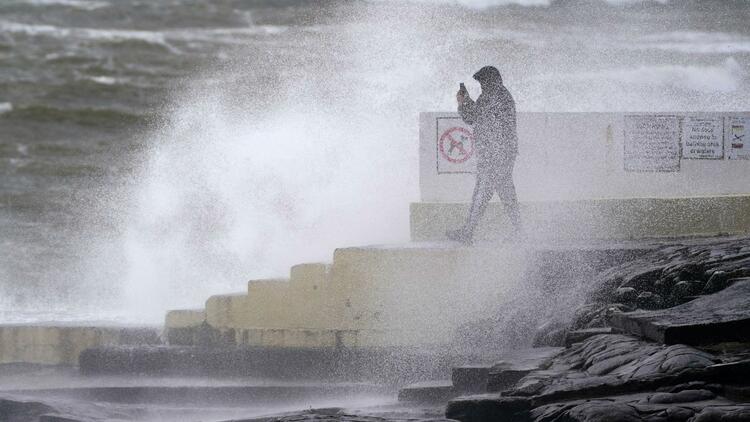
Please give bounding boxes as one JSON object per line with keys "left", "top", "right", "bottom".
{"left": 2, "top": 0, "right": 749, "bottom": 322}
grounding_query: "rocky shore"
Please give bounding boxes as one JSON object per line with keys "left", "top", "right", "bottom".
{"left": 438, "top": 235, "right": 750, "bottom": 422}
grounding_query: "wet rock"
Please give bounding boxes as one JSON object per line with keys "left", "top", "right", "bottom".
{"left": 486, "top": 348, "right": 562, "bottom": 393}
{"left": 615, "top": 287, "right": 638, "bottom": 303}
{"left": 647, "top": 389, "right": 715, "bottom": 404}
{"left": 564, "top": 328, "right": 613, "bottom": 347}
{"left": 398, "top": 381, "right": 455, "bottom": 403}
{"left": 621, "top": 267, "right": 663, "bottom": 291}
{"left": 702, "top": 271, "right": 730, "bottom": 294}
{"left": 532, "top": 400, "right": 642, "bottom": 422}
{"left": 39, "top": 415, "right": 87, "bottom": 422}
{"left": 671, "top": 280, "right": 704, "bottom": 302}
{"left": 0, "top": 398, "right": 57, "bottom": 422}
{"left": 610, "top": 279, "right": 750, "bottom": 345}
{"left": 691, "top": 407, "right": 750, "bottom": 422}
{"left": 452, "top": 365, "right": 490, "bottom": 393}
{"left": 532, "top": 321, "right": 567, "bottom": 347}
{"left": 500, "top": 335, "right": 719, "bottom": 403}
{"left": 445, "top": 394, "right": 531, "bottom": 422}
{"left": 635, "top": 291, "right": 662, "bottom": 310}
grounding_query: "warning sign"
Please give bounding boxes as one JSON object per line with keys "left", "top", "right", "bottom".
{"left": 725, "top": 116, "right": 750, "bottom": 160}
{"left": 624, "top": 115, "right": 681, "bottom": 172}
{"left": 436, "top": 117, "right": 475, "bottom": 174}
{"left": 682, "top": 117, "right": 724, "bottom": 160}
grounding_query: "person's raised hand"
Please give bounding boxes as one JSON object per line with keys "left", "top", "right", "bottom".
{"left": 456, "top": 91, "right": 465, "bottom": 104}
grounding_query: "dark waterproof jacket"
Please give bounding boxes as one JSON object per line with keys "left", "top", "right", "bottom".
{"left": 458, "top": 83, "right": 518, "bottom": 162}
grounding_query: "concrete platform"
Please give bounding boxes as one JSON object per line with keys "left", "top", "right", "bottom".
{"left": 0, "top": 324, "right": 159, "bottom": 366}
{"left": 411, "top": 195, "right": 750, "bottom": 241}
{"left": 162, "top": 241, "right": 659, "bottom": 352}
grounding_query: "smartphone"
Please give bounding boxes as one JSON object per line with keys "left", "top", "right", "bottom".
{"left": 459, "top": 82, "right": 467, "bottom": 93}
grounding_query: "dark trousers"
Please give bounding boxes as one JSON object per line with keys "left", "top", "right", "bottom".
{"left": 464, "top": 153, "right": 521, "bottom": 236}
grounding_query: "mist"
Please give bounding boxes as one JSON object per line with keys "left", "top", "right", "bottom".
{"left": 2, "top": 0, "right": 748, "bottom": 321}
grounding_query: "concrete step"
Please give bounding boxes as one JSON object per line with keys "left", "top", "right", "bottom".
{"left": 329, "top": 243, "right": 526, "bottom": 346}
{"left": 205, "top": 293, "right": 247, "bottom": 331}
{"left": 78, "top": 345, "right": 458, "bottom": 383}
{"left": 287, "top": 263, "right": 336, "bottom": 329}
{"left": 164, "top": 309, "right": 208, "bottom": 346}
{"left": 0, "top": 324, "right": 160, "bottom": 366}
{"left": 164, "top": 242, "right": 658, "bottom": 351}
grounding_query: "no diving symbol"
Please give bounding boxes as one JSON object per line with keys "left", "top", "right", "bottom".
{"left": 439, "top": 127, "right": 474, "bottom": 164}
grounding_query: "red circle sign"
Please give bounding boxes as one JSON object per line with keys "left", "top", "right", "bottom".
{"left": 439, "top": 127, "right": 474, "bottom": 164}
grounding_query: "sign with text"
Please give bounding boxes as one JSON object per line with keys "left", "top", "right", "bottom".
{"left": 682, "top": 117, "right": 724, "bottom": 159}
{"left": 436, "top": 117, "right": 476, "bottom": 174}
{"left": 624, "top": 115, "right": 681, "bottom": 172}
{"left": 725, "top": 116, "right": 750, "bottom": 160}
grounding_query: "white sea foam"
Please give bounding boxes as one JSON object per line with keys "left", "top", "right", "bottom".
{"left": 0, "top": 20, "right": 286, "bottom": 52}
{"left": 87, "top": 75, "right": 118, "bottom": 85}
{"left": 16, "top": 0, "right": 108, "bottom": 11}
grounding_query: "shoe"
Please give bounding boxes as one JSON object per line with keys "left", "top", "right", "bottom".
{"left": 446, "top": 228, "right": 474, "bottom": 246}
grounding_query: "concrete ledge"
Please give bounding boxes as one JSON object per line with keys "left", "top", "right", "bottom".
{"left": 410, "top": 195, "right": 750, "bottom": 241}
{"left": 330, "top": 244, "right": 526, "bottom": 344}
{"left": 232, "top": 328, "right": 447, "bottom": 349}
{"left": 287, "top": 263, "right": 336, "bottom": 329}
{"left": 0, "top": 325, "right": 159, "bottom": 365}
{"left": 205, "top": 293, "right": 247, "bottom": 330}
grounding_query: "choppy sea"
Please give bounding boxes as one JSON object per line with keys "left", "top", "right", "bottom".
{"left": 1, "top": 0, "right": 749, "bottom": 322}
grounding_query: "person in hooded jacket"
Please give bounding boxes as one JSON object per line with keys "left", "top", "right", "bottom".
{"left": 447, "top": 66, "right": 522, "bottom": 244}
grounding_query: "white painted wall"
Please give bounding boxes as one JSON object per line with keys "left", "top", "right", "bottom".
{"left": 420, "top": 112, "right": 750, "bottom": 203}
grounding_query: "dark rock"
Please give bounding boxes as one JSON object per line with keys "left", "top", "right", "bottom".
{"left": 445, "top": 394, "right": 531, "bottom": 422}
{"left": 0, "top": 398, "right": 57, "bottom": 422}
{"left": 724, "top": 385, "right": 750, "bottom": 402}
{"left": 672, "top": 280, "right": 704, "bottom": 302}
{"left": 703, "top": 271, "right": 731, "bottom": 294}
{"left": 615, "top": 287, "right": 638, "bottom": 303}
{"left": 532, "top": 400, "right": 642, "bottom": 422}
{"left": 656, "top": 381, "right": 722, "bottom": 394}
{"left": 532, "top": 321, "right": 567, "bottom": 347}
{"left": 39, "top": 415, "right": 86, "bottom": 422}
{"left": 564, "top": 328, "right": 613, "bottom": 347}
{"left": 653, "top": 277, "right": 676, "bottom": 296}
{"left": 691, "top": 407, "right": 750, "bottom": 422}
{"left": 703, "top": 274, "right": 747, "bottom": 295}
{"left": 621, "top": 267, "right": 663, "bottom": 291}
{"left": 452, "top": 365, "right": 490, "bottom": 393}
{"left": 635, "top": 291, "right": 662, "bottom": 310}
{"left": 501, "top": 335, "right": 719, "bottom": 404}
{"left": 647, "top": 389, "right": 715, "bottom": 404}
{"left": 610, "top": 279, "right": 750, "bottom": 345}
{"left": 486, "top": 348, "right": 563, "bottom": 393}
{"left": 398, "top": 381, "right": 455, "bottom": 403}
